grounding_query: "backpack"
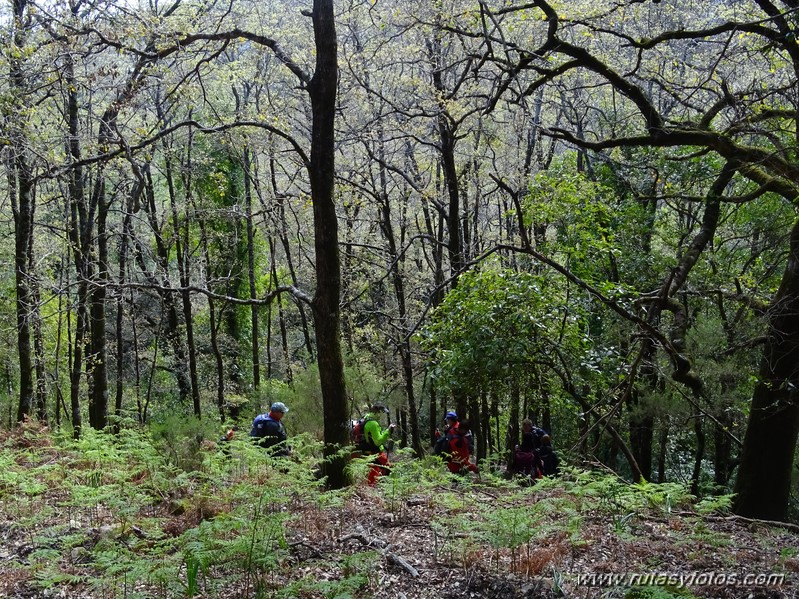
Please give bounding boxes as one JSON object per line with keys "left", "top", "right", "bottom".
{"left": 531, "top": 427, "right": 546, "bottom": 448}
{"left": 351, "top": 418, "right": 365, "bottom": 446}
{"left": 351, "top": 417, "right": 378, "bottom": 452}
{"left": 539, "top": 446, "right": 559, "bottom": 476}
{"left": 250, "top": 414, "right": 267, "bottom": 438}
{"left": 251, "top": 413, "right": 279, "bottom": 439}
{"left": 433, "top": 432, "right": 451, "bottom": 456}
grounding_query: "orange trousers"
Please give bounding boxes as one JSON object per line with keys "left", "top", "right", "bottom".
{"left": 367, "top": 452, "right": 391, "bottom": 486}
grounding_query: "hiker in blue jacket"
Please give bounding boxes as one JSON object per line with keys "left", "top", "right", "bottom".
{"left": 250, "top": 402, "right": 290, "bottom": 456}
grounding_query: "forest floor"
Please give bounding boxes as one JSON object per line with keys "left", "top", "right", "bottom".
{"left": 0, "top": 422, "right": 796, "bottom": 599}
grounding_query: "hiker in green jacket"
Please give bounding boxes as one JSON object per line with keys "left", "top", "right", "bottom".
{"left": 362, "top": 404, "right": 395, "bottom": 485}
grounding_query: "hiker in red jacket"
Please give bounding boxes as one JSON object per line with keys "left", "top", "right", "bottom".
{"left": 445, "top": 420, "right": 478, "bottom": 475}
{"left": 441, "top": 411, "right": 459, "bottom": 438}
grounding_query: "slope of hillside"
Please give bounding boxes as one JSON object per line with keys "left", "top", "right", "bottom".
{"left": 0, "top": 423, "right": 794, "bottom": 599}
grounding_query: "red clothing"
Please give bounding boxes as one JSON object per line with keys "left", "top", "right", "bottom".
{"left": 367, "top": 451, "right": 391, "bottom": 485}
{"left": 436, "top": 421, "right": 459, "bottom": 440}
{"left": 446, "top": 432, "right": 478, "bottom": 474}
{"left": 513, "top": 447, "right": 543, "bottom": 478}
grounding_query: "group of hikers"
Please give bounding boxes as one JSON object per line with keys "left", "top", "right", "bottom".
{"left": 510, "top": 418, "right": 560, "bottom": 479}
{"left": 244, "top": 401, "right": 560, "bottom": 484}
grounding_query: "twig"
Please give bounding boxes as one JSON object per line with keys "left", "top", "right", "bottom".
{"left": 339, "top": 532, "right": 420, "bottom": 578}
{"left": 289, "top": 539, "right": 323, "bottom": 559}
{"left": 694, "top": 513, "right": 799, "bottom": 534}
{"left": 673, "top": 510, "right": 799, "bottom": 533}
{"left": 385, "top": 550, "right": 420, "bottom": 578}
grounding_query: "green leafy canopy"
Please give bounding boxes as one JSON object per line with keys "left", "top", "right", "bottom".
{"left": 418, "top": 268, "right": 581, "bottom": 394}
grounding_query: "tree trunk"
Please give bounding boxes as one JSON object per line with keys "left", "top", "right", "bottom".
{"left": 115, "top": 196, "right": 135, "bottom": 429}
{"left": 162, "top": 115, "right": 201, "bottom": 417}
{"left": 54, "top": 251, "right": 68, "bottom": 428}
{"left": 30, "top": 271, "right": 47, "bottom": 422}
{"left": 309, "top": 0, "right": 348, "bottom": 489}
{"left": 9, "top": 163, "right": 35, "bottom": 423}
{"left": 262, "top": 155, "right": 315, "bottom": 360}
{"left": 506, "top": 381, "right": 520, "bottom": 469}
{"left": 657, "top": 421, "right": 668, "bottom": 483}
{"left": 376, "top": 166, "right": 421, "bottom": 454}
{"left": 490, "top": 391, "right": 500, "bottom": 457}
{"left": 428, "top": 380, "right": 437, "bottom": 447}
{"left": 88, "top": 181, "right": 109, "bottom": 429}
{"left": 428, "top": 29, "right": 464, "bottom": 288}
{"left": 629, "top": 407, "right": 654, "bottom": 482}
{"left": 65, "top": 52, "right": 86, "bottom": 439}
{"left": 7, "top": 0, "right": 35, "bottom": 423}
{"left": 714, "top": 402, "right": 734, "bottom": 489}
{"left": 198, "top": 217, "right": 227, "bottom": 421}
{"left": 209, "top": 298, "right": 227, "bottom": 420}
{"left": 734, "top": 219, "right": 799, "bottom": 521}
{"left": 244, "top": 148, "right": 261, "bottom": 389}
{"left": 259, "top": 171, "right": 314, "bottom": 360}
{"left": 690, "top": 416, "right": 705, "bottom": 497}
{"left": 269, "top": 238, "right": 293, "bottom": 382}
{"left": 137, "top": 167, "right": 192, "bottom": 405}
{"left": 479, "top": 391, "right": 489, "bottom": 461}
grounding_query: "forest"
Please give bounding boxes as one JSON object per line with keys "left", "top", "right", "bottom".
{"left": 2, "top": 0, "right": 799, "bottom": 581}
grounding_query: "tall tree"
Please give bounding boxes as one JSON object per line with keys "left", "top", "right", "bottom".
{"left": 308, "top": 0, "right": 349, "bottom": 488}
{"left": 5, "top": 0, "right": 36, "bottom": 422}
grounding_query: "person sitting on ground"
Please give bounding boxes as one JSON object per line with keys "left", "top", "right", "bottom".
{"left": 444, "top": 419, "right": 479, "bottom": 475}
{"left": 362, "top": 404, "right": 396, "bottom": 485}
{"left": 249, "top": 402, "right": 290, "bottom": 456}
{"left": 513, "top": 419, "right": 543, "bottom": 478}
{"left": 538, "top": 434, "right": 560, "bottom": 476}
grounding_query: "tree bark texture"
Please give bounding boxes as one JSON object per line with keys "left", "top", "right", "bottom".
{"left": 8, "top": 0, "right": 35, "bottom": 423}
{"left": 309, "top": 0, "right": 349, "bottom": 489}
{"left": 734, "top": 219, "right": 799, "bottom": 521}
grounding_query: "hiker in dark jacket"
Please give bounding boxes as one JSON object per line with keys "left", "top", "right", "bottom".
{"left": 538, "top": 434, "right": 560, "bottom": 476}
{"left": 250, "top": 402, "right": 290, "bottom": 456}
{"left": 513, "top": 419, "right": 544, "bottom": 477}
{"left": 518, "top": 419, "right": 536, "bottom": 452}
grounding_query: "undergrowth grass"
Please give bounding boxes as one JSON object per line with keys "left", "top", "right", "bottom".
{"left": 0, "top": 423, "right": 753, "bottom": 598}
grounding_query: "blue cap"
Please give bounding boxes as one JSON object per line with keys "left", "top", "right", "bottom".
{"left": 445, "top": 411, "right": 458, "bottom": 420}
{"left": 270, "top": 402, "right": 289, "bottom": 413}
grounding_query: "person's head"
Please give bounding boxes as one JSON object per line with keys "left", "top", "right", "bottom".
{"left": 369, "top": 403, "right": 389, "bottom": 417}
{"left": 269, "top": 402, "right": 289, "bottom": 420}
{"left": 521, "top": 418, "right": 533, "bottom": 433}
{"left": 540, "top": 434, "right": 552, "bottom": 447}
{"left": 444, "top": 411, "right": 458, "bottom": 425}
{"left": 457, "top": 419, "right": 471, "bottom": 434}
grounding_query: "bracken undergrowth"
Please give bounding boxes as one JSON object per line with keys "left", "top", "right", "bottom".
{"left": 0, "top": 420, "right": 793, "bottom": 599}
